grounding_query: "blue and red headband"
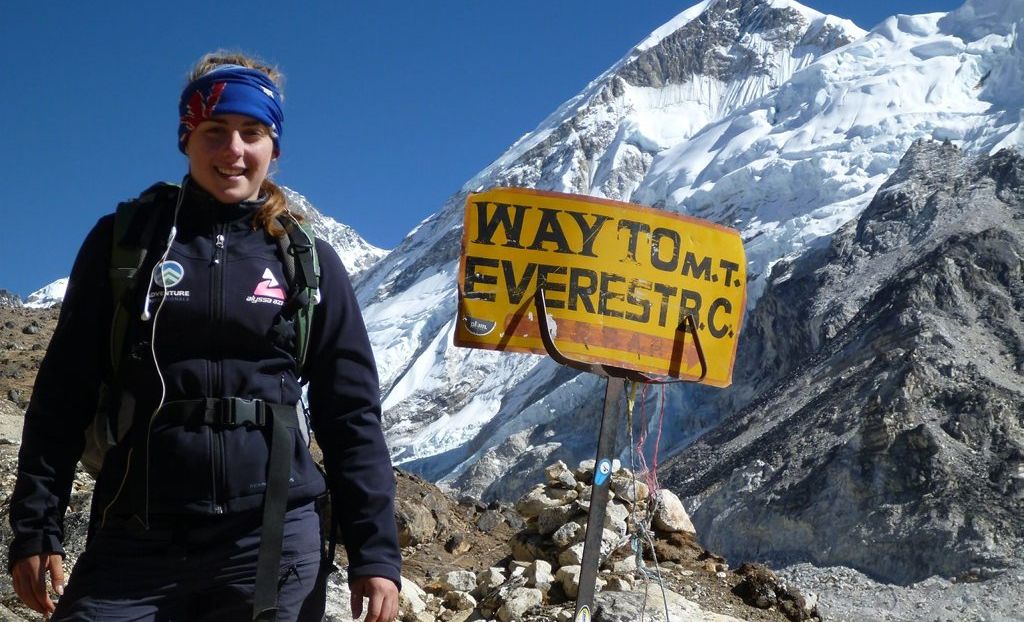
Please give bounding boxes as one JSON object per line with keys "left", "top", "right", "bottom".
{"left": 178, "top": 65, "right": 284, "bottom": 154}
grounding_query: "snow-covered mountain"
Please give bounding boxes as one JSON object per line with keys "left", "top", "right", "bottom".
{"left": 0, "top": 290, "right": 24, "bottom": 309}
{"left": 24, "top": 279, "right": 67, "bottom": 309}
{"left": 356, "top": 0, "right": 1024, "bottom": 501}
{"left": 281, "top": 187, "right": 389, "bottom": 280}
{"left": 14, "top": 188, "right": 387, "bottom": 309}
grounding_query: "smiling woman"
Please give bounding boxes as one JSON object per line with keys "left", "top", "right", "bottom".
{"left": 7, "top": 51, "right": 401, "bottom": 622}
{"left": 186, "top": 114, "right": 276, "bottom": 204}
{"left": 179, "top": 52, "right": 295, "bottom": 237}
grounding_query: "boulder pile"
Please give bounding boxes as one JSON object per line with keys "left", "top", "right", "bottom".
{"left": 390, "top": 459, "right": 721, "bottom": 622}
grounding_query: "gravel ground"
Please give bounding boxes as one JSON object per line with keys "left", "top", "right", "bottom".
{"left": 778, "top": 563, "right": 1024, "bottom": 622}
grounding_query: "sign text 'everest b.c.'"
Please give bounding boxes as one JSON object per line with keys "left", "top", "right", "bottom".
{"left": 455, "top": 188, "right": 746, "bottom": 387}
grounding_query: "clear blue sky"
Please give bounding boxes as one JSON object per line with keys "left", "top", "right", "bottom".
{"left": 1, "top": 0, "right": 963, "bottom": 297}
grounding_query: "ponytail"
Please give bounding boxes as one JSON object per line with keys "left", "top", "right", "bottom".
{"left": 253, "top": 178, "right": 303, "bottom": 237}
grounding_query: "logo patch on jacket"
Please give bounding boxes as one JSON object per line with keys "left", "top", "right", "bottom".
{"left": 247, "top": 268, "right": 286, "bottom": 306}
{"left": 148, "top": 260, "right": 191, "bottom": 302}
{"left": 154, "top": 261, "right": 185, "bottom": 288}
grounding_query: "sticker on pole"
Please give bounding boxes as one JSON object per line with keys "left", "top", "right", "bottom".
{"left": 455, "top": 188, "right": 746, "bottom": 387}
{"left": 594, "top": 459, "right": 612, "bottom": 486}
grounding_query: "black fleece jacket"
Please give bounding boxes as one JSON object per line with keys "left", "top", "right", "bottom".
{"left": 8, "top": 183, "right": 401, "bottom": 584}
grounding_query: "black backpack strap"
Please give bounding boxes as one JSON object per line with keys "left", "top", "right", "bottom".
{"left": 84, "top": 183, "right": 180, "bottom": 479}
{"left": 108, "top": 183, "right": 178, "bottom": 379}
{"left": 270, "top": 216, "right": 320, "bottom": 377}
{"left": 252, "top": 403, "right": 299, "bottom": 622}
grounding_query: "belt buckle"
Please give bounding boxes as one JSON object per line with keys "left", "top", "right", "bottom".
{"left": 233, "top": 398, "right": 266, "bottom": 427}
{"left": 217, "top": 398, "right": 236, "bottom": 425}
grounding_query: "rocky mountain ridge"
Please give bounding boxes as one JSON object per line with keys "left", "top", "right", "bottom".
{"left": 662, "top": 140, "right": 1024, "bottom": 585}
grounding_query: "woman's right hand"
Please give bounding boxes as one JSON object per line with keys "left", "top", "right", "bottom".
{"left": 11, "top": 553, "right": 64, "bottom": 616}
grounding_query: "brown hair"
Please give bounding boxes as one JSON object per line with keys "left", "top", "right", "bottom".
{"left": 188, "top": 50, "right": 301, "bottom": 237}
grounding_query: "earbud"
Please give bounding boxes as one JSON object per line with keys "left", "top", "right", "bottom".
{"left": 139, "top": 179, "right": 185, "bottom": 322}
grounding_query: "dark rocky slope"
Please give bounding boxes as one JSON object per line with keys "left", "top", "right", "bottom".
{"left": 663, "top": 140, "right": 1024, "bottom": 584}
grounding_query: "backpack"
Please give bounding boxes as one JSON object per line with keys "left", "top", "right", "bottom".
{"left": 80, "top": 182, "right": 321, "bottom": 478}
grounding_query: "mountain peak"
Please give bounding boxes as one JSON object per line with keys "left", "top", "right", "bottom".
{"left": 627, "top": 0, "right": 866, "bottom": 86}
{"left": 940, "top": 0, "right": 1024, "bottom": 40}
{"left": 358, "top": 0, "right": 1024, "bottom": 534}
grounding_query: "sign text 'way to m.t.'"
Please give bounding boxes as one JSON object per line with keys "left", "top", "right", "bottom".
{"left": 455, "top": 188, "right": 746, "bottom": 386}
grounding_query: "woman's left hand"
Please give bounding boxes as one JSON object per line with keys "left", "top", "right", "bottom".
{"left": 350, "top": 575, "right": 399, "bottom": 622}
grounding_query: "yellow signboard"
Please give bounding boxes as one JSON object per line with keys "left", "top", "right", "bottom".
{"left": 454, "top": 188, "right": 746, "bottom": 387}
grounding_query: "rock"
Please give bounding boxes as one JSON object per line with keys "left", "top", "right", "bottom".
{"left": 610, "top": 476, "right": 649, "bottom": 505}
{"left": 22, "top": 323, "right": 39, "bottom": 335}
{"left": 537, "top": 502, "right": 584, "bottom": 535}
{"left": 556, "top": 528, "right": 622, "bottom": 567}
{"left": 442, "top": 570, "right": 478, "bottom": 593}
{"left": 604, "top": 500, "right": 630, "bottom": 537}
{"left": 593, "top": 588, "right": 747, "bottom": 621}
{"left": 443, "top": 590, "right": 477, "bottom": 611}
{"left": 558, "top": 543, "right": 585, "bottom": 567}
{"left": 508, "top": 560, "right": 531, "bottom": 575}
{"left": 551, "top": 520, "right": 584, "bottom": 548}
{"left": 546, "top": 486, "right": 580, "bottom": 502}
{"left": 510, "top": 530, "right": 554, "bottom": 564}
{"left": 516, "top": 484, "right": 572, "bottom": 518}
{"left": 445, "top": 532, "right": 472, "bottom": 554}
{"left": 555, "top": 565, "right": 581, "bottom": 598}
{"left": 604, "top": 575, "right": 634, "bottom": 592}
{"left": 477, "top": 567, "right": 507, "bottom": 593}
{"left": 497, "top": 587, "right": 543, "bottom": 622}
{"left": 525, "top": 560, "right": 553, "bottom": 592}
{"left": 396, "top": 500, "right": 437, "bottom": 546}
{"left": 651, "top": 489, "right": 695, "bottom": 535}
{"left": 576, "top": 460, "right": 596, "bottom": 482}
{"left": 6, "top": 390, "right": 19, "bottom": 403}
{"left": 546, "top": 460, "right": 578, "bottom": 488}
{"left": 399, "top": 577, "right": 428, "bottom": 615}
{"left": 502, "top": 509, "right": 527, "bottom": 531}
{"left": 476, "top": 509, "right": 506, "bottom": 532}
{"left": 421, "top": 490, "right": 453, "bottom": 532}
{"left": 610, "top": 555, "right": 637, "bottom": 574}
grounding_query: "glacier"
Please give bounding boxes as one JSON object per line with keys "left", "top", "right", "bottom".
{"left": 355, "top": 0, "right": 1024, "bottom": 501}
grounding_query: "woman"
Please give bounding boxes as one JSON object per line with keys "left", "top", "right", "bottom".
{"left": 8, "top": 52, "right": 401, "bottom": 622}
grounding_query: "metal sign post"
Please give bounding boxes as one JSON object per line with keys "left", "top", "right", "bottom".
{"left": 572, "top": 375, "right": 624, "bottom": 622}
{"left": 534, "top": 288, "right": 706, "bottom": 622}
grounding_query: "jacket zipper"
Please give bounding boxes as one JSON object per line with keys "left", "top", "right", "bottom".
{"left": 211, "top": 229, "right": 227, "bottom": 514}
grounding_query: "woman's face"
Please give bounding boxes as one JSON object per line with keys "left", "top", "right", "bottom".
{"left": 185, "top": 113, "right": 275, "bottom": 203}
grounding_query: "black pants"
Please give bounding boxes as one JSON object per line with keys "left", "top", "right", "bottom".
{"left": 53, "top": 502, "right": 327, "bottom": 621}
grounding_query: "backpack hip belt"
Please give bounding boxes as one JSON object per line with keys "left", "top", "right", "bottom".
{"left": 155, "top": 396, "right": 299, "bottom": 622}
{"left": 158, "top": 397, "right": 299, "bottom": 428}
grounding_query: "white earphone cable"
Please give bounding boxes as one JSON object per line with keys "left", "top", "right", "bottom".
{"left": 102, "top": 176, "right": 188, "bottom": 527}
